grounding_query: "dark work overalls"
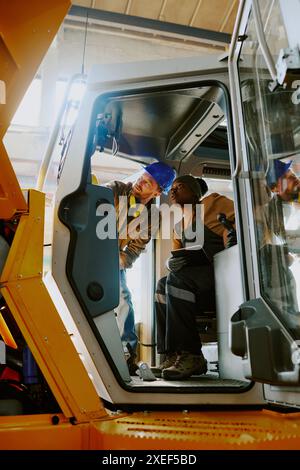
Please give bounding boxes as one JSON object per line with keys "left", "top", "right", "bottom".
{"left": 155, "top": 192, "right": 235, "bottom": 355}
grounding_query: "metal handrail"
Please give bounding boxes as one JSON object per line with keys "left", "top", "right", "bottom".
{"left": 252, "top": 0, "right": 277, "bottom": 82}
{"left": 228, "top": 0, "right": 247, "bottom": 178}
{"left": 36, "top": 73, "right": 86, "bottom": 192}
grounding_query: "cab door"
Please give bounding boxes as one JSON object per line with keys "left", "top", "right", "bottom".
{"left": 229, "top": 0, "right": 300, "bottom": 403}
{"left": 52, "top": 53, "right": 267, "bottom": 407}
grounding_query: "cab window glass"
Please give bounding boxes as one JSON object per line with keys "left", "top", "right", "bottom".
{"left": 238, "top": 0, "right": 300, "bottom": 335}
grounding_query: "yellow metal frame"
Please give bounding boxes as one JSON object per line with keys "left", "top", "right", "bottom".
{"left": 0, "top": 414, "right": 90, "bottom": 450}
{"left": 90, "top": 409, "right": 300, "bottom": 450}
{"left": 0, "top": 190, "right": 106, "bottom": 423}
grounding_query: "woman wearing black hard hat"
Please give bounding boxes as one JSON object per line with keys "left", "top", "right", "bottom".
{"left": 108, "top": 161, "right": 176, "bottom": 375}
{"left": 153, "top": 175, "right": 235, "bottom": 380}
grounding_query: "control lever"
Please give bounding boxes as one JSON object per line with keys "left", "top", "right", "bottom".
{"left": 217, "top": 213, "right": 237, "bottom": 248}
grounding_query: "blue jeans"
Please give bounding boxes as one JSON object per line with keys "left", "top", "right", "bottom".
{"left": 115, "top": 269, "right": 138, "bottom": 352}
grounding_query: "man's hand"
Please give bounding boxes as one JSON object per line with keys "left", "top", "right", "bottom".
{"left": 119, "top": 252, "right": 128, "bottom": 270}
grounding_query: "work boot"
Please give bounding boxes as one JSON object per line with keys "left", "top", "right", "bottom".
{"left": 162, "top": 351, "right": 207, "bottom": 380}
{"left": 150, "top": 353, "right": 177, "bottom": 378}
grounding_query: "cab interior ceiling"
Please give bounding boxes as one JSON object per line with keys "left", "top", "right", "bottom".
{"left": 99, "top": 85, "right": 230, "bottom": 171}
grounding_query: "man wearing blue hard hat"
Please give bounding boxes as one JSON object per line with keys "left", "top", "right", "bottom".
{"left": 107, "top": 161, "right": 176, "bottom": 374}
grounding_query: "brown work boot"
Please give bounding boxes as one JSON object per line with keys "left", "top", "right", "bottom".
{"left": 162, "top": 351, "right": 207, "bottom": 380}
{"left": 151, "top": 353, "right": 177, "bottom": 378}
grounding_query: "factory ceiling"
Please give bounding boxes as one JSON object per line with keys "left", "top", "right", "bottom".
{"left": 70, "top": 0, "right": 239, "bottom": 52}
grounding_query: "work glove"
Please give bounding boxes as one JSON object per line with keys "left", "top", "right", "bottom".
{"left": 166, "top": 256, "right": 189, "bottom": 272}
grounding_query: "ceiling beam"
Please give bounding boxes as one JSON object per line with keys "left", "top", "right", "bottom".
{"left": 68, "top": 5, "right": 231, "bottom": 46}
{"left": 189, "top": 0, "right": 203, "bottom": 27}
{"left": 125, "top": 0, "right": 132, "bottom": 15}
{"left": 220, "top": 0, "right": 238, "bottom": 32}
{"left": 158, "top": 0, "right": 168, "bottom": 21}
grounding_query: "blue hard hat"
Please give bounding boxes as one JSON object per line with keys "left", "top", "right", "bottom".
{"left": 145, "top": 162, "right": 176, "bottom": 194}
{"left": 266, "top": 160, "right": 292, "bottom": 187}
